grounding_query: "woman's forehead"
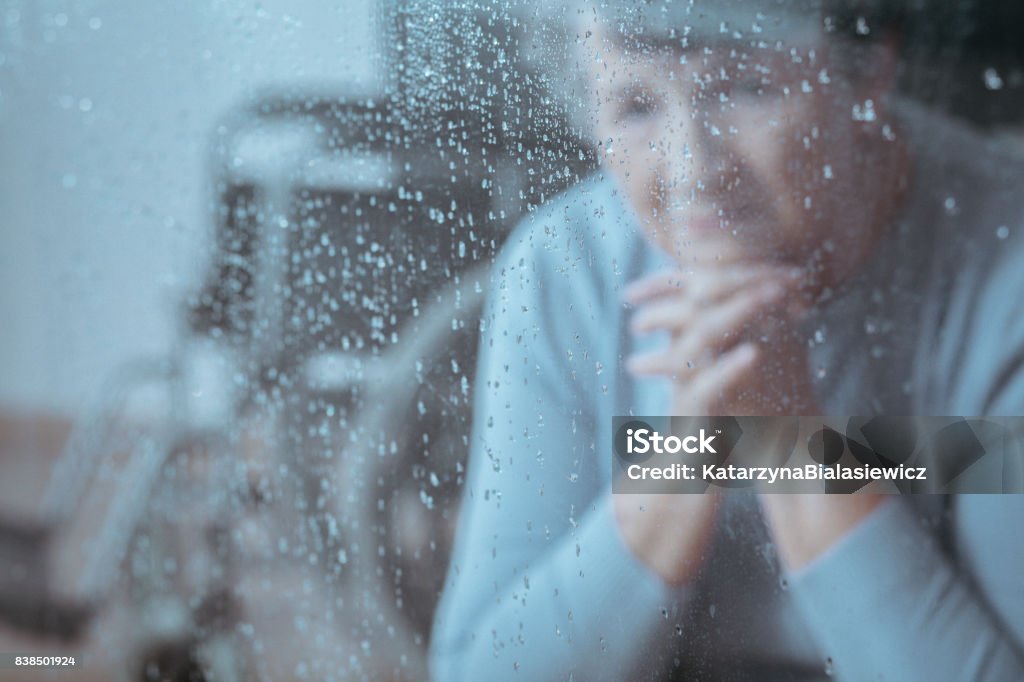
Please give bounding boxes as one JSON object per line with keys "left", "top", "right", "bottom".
{"left": 591, "top": 28, "right": 825, "bottom": 81}
{"left": 582, "top": 8, "right": 827, "bottom": 67}
{"left": 584, "top": 0, "right": 826, "bottom": 45}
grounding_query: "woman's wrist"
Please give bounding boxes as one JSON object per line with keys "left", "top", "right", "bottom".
{"left": 759, "top": 493, "right": 887, "bottom": 571}
{"left": 612, "top": 491, "right": 720, "bottom": 586}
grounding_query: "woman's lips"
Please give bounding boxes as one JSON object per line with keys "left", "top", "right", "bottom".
{"left": 684, "top": 213, "right": 724, "bottom": 234}
{"left": 683, "top": 206, "right": 759, "bottom": 235}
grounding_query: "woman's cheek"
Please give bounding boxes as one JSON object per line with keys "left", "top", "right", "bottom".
{"left": 613, "top": 131, "right": 661, "bottom": 213}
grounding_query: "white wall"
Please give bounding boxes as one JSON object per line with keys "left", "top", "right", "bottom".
{"left": 0, "top": 0, "right": 380, "bottom": 414}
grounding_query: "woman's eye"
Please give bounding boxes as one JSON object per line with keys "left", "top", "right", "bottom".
{"left": 736, "top": 80, "right": 766, "bottom": 97}
{"left": 620, "top": 92, "right": 659, "bottom": 119}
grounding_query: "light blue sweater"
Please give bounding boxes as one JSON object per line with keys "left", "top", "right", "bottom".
{"left": 431, "top": 106, "right": 1024, "bottom": 680}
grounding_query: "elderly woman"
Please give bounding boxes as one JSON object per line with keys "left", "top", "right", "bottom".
{"left": 431, "top": 1, "right": 1024, "bottom": 680}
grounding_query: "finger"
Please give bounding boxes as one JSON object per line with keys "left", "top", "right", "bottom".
{"left": 626, "top": 346, "right": 690, "bottom": 376}
{"left": 626, "top": 286, "right": 782, "bottom": 375}
{"left": 683, "top": 284, "right": 788, "bottom": 353}
{"left": 687, "top": 342, "right": 760, "bottom": 412}
{"left": 630, "top": 279, "right": 785, "bottom": 340}
{"left": 623, "top": 268, "right": 689, "bottom": 305}
{"left": 624, "top": 265, "right": 797, "bottom": 306}
{"left": 630, "top": 294, "right": 699, "bottom": 335}
{"left": 664, "top": 342, "right": 759, "bottom": 415}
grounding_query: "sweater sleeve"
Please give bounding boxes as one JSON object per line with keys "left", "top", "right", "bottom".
{"left": 789, "top": 221, "right": 1024, "bottom": 679}
{"left": 428, "top": 218, "right": 685, "bottom": 682}
{"left": 787, "top": 498, "right": 1024, "bottom": 681}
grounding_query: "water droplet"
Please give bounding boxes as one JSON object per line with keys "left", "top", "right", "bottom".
{"left": 996, "top": 225, "right": 1010, "bottom": 240}
{"left": 983, "top": 68, "right": 1004, "bottom": 91}
{"left": 419, "top": 489, "right": 434, "bottom": 510}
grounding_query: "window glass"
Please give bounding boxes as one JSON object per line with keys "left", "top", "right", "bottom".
{"left": 2, "top": 1, "right": 1023, "bottom": 680}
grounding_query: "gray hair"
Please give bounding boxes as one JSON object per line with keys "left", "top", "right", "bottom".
{"left": 515, "top": 0, "right": 903, "bottom": 140}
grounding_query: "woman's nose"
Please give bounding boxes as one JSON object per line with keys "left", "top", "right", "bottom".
{"left": 659, "top": 93, "right": 735, "bottom": 204}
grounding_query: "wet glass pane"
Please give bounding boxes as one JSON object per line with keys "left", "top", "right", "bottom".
{"left": 2, "top": 1, "right": 1023, "bottom": 680}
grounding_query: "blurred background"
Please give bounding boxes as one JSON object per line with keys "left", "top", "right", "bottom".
{"left": 1, "top": 1, "right": 1023, "bottom": 680}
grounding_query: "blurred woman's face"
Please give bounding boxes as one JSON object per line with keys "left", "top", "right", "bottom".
{"left": 590, "top": 28, "right": 887, "bottom": 271}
